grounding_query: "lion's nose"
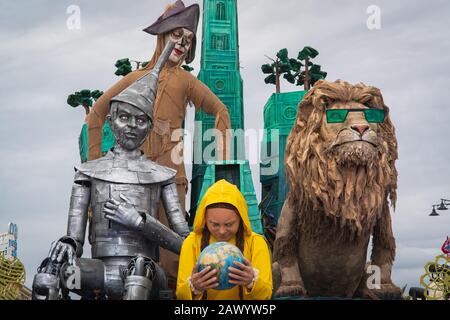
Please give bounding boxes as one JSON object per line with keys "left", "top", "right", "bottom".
{"left": 351, "top": 124, "right": 370, "bottom": 136}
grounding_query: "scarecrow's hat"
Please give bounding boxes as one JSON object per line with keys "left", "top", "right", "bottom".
{"left": 143, "top": 0, "right": 200, "bottom": 64}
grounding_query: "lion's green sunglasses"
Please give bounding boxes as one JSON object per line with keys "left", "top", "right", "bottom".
{"left": 325, "top": 108, "right": 385, "bottom": 123}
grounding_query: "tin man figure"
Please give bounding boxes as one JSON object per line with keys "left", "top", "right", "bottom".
{"left": 32, "top": 41, "right": 190, "bottom": 300}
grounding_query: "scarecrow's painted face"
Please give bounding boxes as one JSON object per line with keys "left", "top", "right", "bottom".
{"left": 164, "top": 27, "right": 193, "bottom": 65}
{"left": 110, "top": 102, "right": 151, "bottom": 151}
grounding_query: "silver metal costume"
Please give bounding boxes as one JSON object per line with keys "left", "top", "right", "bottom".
{"left": 32, "top": 41, "right": 189, "bottom": 300}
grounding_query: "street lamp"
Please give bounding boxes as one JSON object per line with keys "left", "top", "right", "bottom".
{"left": 429, "top": 205, "right": 439, "bottom": 216}
{"left": 429, "top": 198, "right": 450, "bottom": 216}
{"left": 437, "top": 199, "right": 450, "bottom": 211}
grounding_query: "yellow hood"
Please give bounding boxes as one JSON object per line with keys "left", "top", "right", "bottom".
{"left": 193, "top": 179, "right": 252, "bottom": 236}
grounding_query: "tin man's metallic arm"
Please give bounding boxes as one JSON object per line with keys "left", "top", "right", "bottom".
{"left": 138, "top": 213, "right": 185, "bottom": 254}
{"left": 46, "top": 173, "right": 90, "bottom": 266}
{"left": 160, "top": 181, "right": 190, "bottom": 238}
{"left": 65, "top": 178, "right": 90, "bottom": 257}
{"left": 104, "top": 194, "right": 184, "bottom": 254}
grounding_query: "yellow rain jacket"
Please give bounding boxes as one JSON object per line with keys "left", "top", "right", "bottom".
{"left": 176, "top": 179, "right": 272, "bottom": 300}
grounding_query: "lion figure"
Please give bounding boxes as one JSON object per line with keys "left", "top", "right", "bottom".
{"left": 272, "top": 79, "right": 402, "bottom": 299}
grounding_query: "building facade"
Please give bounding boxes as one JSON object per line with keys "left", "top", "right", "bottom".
{"left": 0, "top": 223, "right": 18, "bottom": 261}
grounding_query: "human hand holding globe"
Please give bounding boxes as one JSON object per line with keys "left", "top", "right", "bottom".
{"left": 228, "top": 258, "right": 255, "bottom": 287}
{"left": 190, "top": 263, "right": 219, "bottom": 292}
{"left": 192, "top": 242, "right": 255, "bottom": 292}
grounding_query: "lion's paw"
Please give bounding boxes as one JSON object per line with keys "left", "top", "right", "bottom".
{"left": 274, "top": 282, "right": 306, "bottom": 298}
{"left": 375, "top": 283, "right": 404, "bottom": 300}
{"left": 356, "top": 283, "right": 403, "bottom": 300}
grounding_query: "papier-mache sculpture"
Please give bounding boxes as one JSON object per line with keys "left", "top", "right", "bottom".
{"left": 273, "top": 79, "right": 403, "bottom": 299}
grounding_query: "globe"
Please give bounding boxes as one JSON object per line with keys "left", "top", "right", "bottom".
{"left": 197, "top": 242, "right": 244, "bottom": 290}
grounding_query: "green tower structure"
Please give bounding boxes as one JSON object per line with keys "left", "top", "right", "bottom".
{"left": 190, "top": 0, "right": 262, "bottom": 233}
{"left": 260, "top": 91, "right": 306, "bottom": 223}
{"left": 190, "top": 0, "right": 243, "bottom": 213}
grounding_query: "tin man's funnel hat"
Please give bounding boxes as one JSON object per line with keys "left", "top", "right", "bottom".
{"left": 110, "top": 41, "right": 176, "bottom": 121}
{"left": 143, "top": 0, "right": 200, "bottom": 64}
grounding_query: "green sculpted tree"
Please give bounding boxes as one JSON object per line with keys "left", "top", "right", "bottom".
{"left": 67, "top": 89, "right": 104, "bottom": 115}
{"left": 261, "top": 46, "right": 327, "bottom": 93}
{"left": 261, "top": 48, "right": 292, "bottom": 94}
{"left": 295, "top": 46, "right": 327, "bottom": 90}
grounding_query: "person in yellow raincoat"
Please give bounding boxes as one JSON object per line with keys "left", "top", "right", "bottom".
{"left": 176, "top": 179, "right": 272, "bottom": 300}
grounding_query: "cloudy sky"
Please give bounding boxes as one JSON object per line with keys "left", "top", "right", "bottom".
{"left": 1, "top": 0, "right": 449, "bottom": 294}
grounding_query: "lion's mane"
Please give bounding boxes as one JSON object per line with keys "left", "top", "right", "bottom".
{"left": 285, "top": 80, "right": 398, "bottom": 241}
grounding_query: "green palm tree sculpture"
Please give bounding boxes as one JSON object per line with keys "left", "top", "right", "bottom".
{"left": 67, "top": 89, "right": 104, "bottom": 115}
{"left": 296, "top": 46, "right": 327, "bottom": 90}
{"left": 261, "top": 48, "right": 292, "bottom": 94}
{"left": 261, "top": 46, "right": 327, "bottom": 92}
